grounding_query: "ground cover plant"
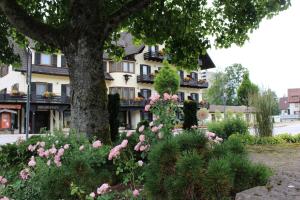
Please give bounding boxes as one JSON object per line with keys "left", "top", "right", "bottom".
{"left": 0, "top": 93, "right": 271, "bottom": 200}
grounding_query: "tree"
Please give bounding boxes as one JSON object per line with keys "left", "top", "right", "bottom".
{"left": 251, "top": 89, "right": 277, "bottom": 137}
{"left": 225, "top": 64, "right": 249, "bottom": 105}
{"left": 206, "top": 64, "right": 248, "bottom": 106}
{"left": 183, "top": 100, "right": 198, "bottom": 129}
{"left": 0, "top": 0, "right": 290, "bottom": 142}
{"left": 154, "top": 61, "right": 180, "bottom": 95}
{"left": 108, "top": 93, "right": 120, "bottom": 142}
{"left": 237, "top": 72, "right": 259, "bottom": 106}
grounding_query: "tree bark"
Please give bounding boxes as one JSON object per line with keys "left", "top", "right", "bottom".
{"left": 64, "top": 39, "right": 111, "bottom": 143}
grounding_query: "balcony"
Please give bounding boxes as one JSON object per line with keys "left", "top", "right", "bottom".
{"left": 180, "top": 79, "right": 208, "bottom": 89}
{"left": 0, "top": 93, "right": 70, "bottom": 104}
{"left": 137, "top": 74, "right": 155, "bottom": 84}
{"left": 143, "top": 51, "right": 165, "bottom": 62}
{"left": 120, "top": 99, "right": 147, "bottom": 110}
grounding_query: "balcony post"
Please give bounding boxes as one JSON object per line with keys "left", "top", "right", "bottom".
{"left": 25, "top": 48, "right": 32, "bottom": 139}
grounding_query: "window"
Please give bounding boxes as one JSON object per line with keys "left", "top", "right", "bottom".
{"left": 140, "top": 65, "right": 150, "bottom": 75}
{"left": 109, "top": 61, "right": 134, "bottom": 73}
{"left": 141, "top": 89, "right": 151, "bottom": 99}
{"left": 0, "top": 65, "right": 9, "bottom": 77}
{"left": 149, "top": 45, "right": 158, "bottom": 53}
{"left": 66, "top": 85, "right": 71, "bottom": 97}
{"left": 190, "top": 93, "right": 199, "bottom": 102}
{"left": 36, "top": 83, "right": 47, "bottom": 96}
{"left": 41, "top": 54, "right": 51, "bottom": 65}
{"left": 190, "top": 72, "right": 198, "bottom": 80}
{"left": 177, "top": 92, "right": 185, "bottom": 102}
{"left": 63, "top": 111, "right": 71, "bottom": 128}
{"left": 110, "top": 87, "right": 135, "bottom": 100}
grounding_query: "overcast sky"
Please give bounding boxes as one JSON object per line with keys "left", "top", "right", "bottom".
{"left": 208, "top": 0, "right": 300, "bottom": 97}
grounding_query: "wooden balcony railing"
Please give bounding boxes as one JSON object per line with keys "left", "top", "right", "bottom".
{"left": 0, "top": 93, "right": 70, "bottom": 104}
{"left": 143, "top": 51, "right": 165, "bottom": 62}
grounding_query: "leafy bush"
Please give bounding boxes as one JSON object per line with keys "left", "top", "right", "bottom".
{"left": 208, "top": 117, "right": 248, "bottom": 139}
{"left": 228, "top": 133, "right": 300, "bottom": 145}
{"left": 183, "top": 100, "right": 198, "bottom": 129}
{"left": 145, "top": 131, "right": 271, "bottom": 200}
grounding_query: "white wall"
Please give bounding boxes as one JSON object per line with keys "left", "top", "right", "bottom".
{"left": 0, "top": 66, "right": 26, "bottom": 92}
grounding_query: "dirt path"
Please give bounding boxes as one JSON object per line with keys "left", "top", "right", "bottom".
{"left": 235, "top": 144, "right": 300, "bottom": 200}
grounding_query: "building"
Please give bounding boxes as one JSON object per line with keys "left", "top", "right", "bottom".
{"left": 287, "top": 88, "right": 300, "bottom": 115}
{"left": 0, "top": 33, "right": 215, "bottom": 134}
{"left": 279, "top": 96, "right": 289, "bottom": 115}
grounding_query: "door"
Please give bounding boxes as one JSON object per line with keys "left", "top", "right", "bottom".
{"left": 34, "top": 111, "right": 50, "bottom": 133}
{"left": 1, "top": 113, "right": 11, "bottom": 129}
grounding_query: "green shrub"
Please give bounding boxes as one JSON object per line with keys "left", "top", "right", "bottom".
{"left": 183, "top": 100, "right": 198, "bottom": 129}
{"left": 108, "top": 93, "right": 120, "bottom": 142}
{"left": 145, "top": 131, "right": 270, "bottom": 200}
{"left": 208, "top": 117, "right": 248, "bottom": 139}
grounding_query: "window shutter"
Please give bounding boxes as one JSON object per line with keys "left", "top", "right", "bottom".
{"left": 61, "top": 55, "right": 66, "bottom": 68}
{"left": 61, "top": 84, "right": 66, "bottom": 96}
{"left": 35, "top": 53, "right": 41, "bottom": 65}
{"left": 140, "top": 65, "right": 143, "bottom": 76}
{"left": 147, "top": 66, "right": 151, "bottom": 75}
{"left": 51, "top": 55, "right": 57, "bottom": 67}
{"left": 147, "top": 89, "right": 151, "bottom": 99}
{"left": 47, "top": 83, "right": 53, "bottom": 92}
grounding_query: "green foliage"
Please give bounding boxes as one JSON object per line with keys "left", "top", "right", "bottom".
{"left": 183, "top": 100, "right": 198, "bottom": 129}
{"left": 237, "top": 72, "right": 259, "bottom": 106}
{"left": 229, "top": 133, "right": 300, "bottom": 145}
{"left": 251, "top": 90, "right": 277, "bottom": 137}
{"left": 206, "top": 64, "right": 249, "bottom": 106}
{"left": 108, "top": 93, "right": 120, "bottom": 142}
{"left": 154, "top": 61, "right": 180, "bottom": 95}
{"left": 1, "top": 132, "right": 114, "bottom": 200}
{"left": 207, "top": 117, "right": 249, "bottom": 139}
{"left": 145, "top": 131, "right": 271, "bottom": 200}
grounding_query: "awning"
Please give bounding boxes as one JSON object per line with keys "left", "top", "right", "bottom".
{"left": 0, "top": 109, "right": 17, "bottom": 114}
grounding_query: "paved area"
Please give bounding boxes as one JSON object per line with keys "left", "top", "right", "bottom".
{"left": 249, "top": 121, "right": 300, "bottom": 135}
{"left": 0, "top": 134, "right": 37, "bottom": 145}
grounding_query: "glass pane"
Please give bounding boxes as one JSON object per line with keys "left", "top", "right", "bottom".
{"left": 129, "top": 88, "right": 134, "bottom": 99}
{"left": 123, "top": 88, "right": 129, "bottom": 100}
{"left": 142, "top": 66, "right": 148, "bottom": 75}
{"left": 150, "top": 46, "right": 156, "bottom": 52}
{"left": 36, "top": 84, "right": 47, "bottom": 95}
{"left": 41, "top": 54, "right": 51, "bottom": 65}
{"left": 66, "top": 85, "right": 71, "bottom": 97}
{"left": 123, "top": 62, "right": 129, "bottom": 72}
{"left": 129, "top": 63, "right": 134, "bottom": 73}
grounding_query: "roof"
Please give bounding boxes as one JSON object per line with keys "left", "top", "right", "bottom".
{"left": 199, "top": 53, "right": 216, "bottom": 70}
{"left": 209, "top": 105, "right": 255, "bottom": 113}
{"left": 17, "top": 65, "right": 114, "bottom": 80}
{"left": 288, "top": 88, "right": 300, "bottom": 103}
{"left": 279, "top": 97, "right": 289, "bottom": 110}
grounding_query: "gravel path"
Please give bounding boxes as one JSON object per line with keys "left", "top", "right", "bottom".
{"left": 236, "top": 144, "right": 300, "bottom": 200}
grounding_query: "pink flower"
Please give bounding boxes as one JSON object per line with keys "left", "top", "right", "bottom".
{"left": 63, "top": 144, "right": 70, "bottom": 149}
{"left": 0, "top": 196, "right": 9, "bottom": 200}
{"left": 138, "top": 125, "right": 145, "bottom": 133}
{"left": 149, "top": 121, "right": 154, "bottom": 127}
{"left": 108, "top": 145, "right": 122, "bottom": 160}
{"left": 120, "top": 139, "right": 128, "bottom": 148}
{"left": 0, "top": 176, "right": 7, "bottom": 185}
{"left": 27, "top": 144, "right": 36, "bottom": 152}
{"left": 92, "top": 140, "right": 102, "bottom": 148}
{"left": 126, "top": 130, "right": 134, "bottom": 137}
{"left": 133, "top": 189, "right": 140, "bottom": 197}
{"left": 144, "top": 104, "right": 151, "bottom": 111}
{"left": 39, "top": 141, "right": 46, "bottom": 147}
{"left": 158, "top": 124, "right": 163, "bottom": 129}
{"left": 137, "top": 160, "right": 143, "bottom": 166}
{"left": 97, "top": 183, "right": 110, "bottom": 195}
{"left": 191, "top": 125, "right": 197, "bottom": 129}
{"left": 171, "top": 94, "right": 178, "bottom": 101}
{"left": 28, "top": 156, "right": 36, "bottom": 167}
{"left": 37, "top": 148, "right": 45, "bottom": 157}
{"left": 139, "top": 145, "right": 146, "bottom": 152}
{"left": 134, "top": 142, "right": 142, "bottom": 151}
{"left": 215, "top": 136, "right": 223, "bottom": 142}
{"left": 163, "top": 93, "right": 171, "bottom": 101}
{"left": 44, "top": 150, "right": 50, "bottom": 158}
{"left": 19, "top": 168, "right": 30, "bottom": 180}
{"left": 89, "top": 192, "right": 96, "bottom": 198}
{"left": 57, "top": 148, "right": 65, "bottom": 157}
{"left": 139, "top": 134, "right": 145, "bottom": 142}
{"left": 50, "top": 145, "right": 57, "bottom": 154}
{"left": 151, "top": 126, "right": 159, "bottom": 133}
{"left": 79, "top": 145, "right": 84, "bottom": 151}
{"left": 206, "top": 131, "right": 216, "bottom": 138}
{"left": 54, "top": 156, "right": 62, "bottom": 167}
{"left": 149, "top": 94, "right": 160, "bottom": 102}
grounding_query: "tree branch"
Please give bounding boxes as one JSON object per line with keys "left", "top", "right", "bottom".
{"left": 106, "top": 0, "right": 151, "bottom": 33}
{"left": 0, "top": 0, "right": 63, "bottom": 48}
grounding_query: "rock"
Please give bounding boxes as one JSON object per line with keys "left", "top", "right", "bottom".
{"left": 236, "top": 171, "right": 300, "bottom": 200}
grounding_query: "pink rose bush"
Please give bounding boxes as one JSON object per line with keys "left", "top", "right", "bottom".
{"left": 0, "top": 176, "right": 7, "bottom": 185}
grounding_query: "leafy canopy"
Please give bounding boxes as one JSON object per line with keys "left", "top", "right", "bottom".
{"left": 0, "top": 0, "right": 291, "bottom": 70}
{"left": 237, "top": 72, "right": 259, "bottom": 106}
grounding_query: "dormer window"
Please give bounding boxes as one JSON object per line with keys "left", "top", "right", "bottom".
{"left": 35, "top": 52, "right": 57, "bottom": 67}
{"left": 149, "top": 45, "right": 158, "bottom": 53}
{"left": 41, "top": 54, "right": 51, "bottom": 65}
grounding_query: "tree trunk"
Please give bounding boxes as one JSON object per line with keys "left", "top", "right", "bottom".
{"left": 65, "top": 40, "right": 111, "bottom": 144}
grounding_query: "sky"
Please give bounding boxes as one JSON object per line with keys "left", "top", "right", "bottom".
{"left": 208, "top": 0, "right": 300, "bottom": 97}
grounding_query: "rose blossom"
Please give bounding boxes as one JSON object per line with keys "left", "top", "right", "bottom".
{"left": 139, "top": 134, "right": 145, "bottom": 142}
{"left": 39, "top": 141, "right": 46, "bottom": 147}
{"left": 63, "top": 144, "right": 70, "bottom": 149}
{"left": 137, "top": 160, "right": 143, "bottom": 167}
{"left": 133, "top": 189, "right": 139, "bottom": 197}
{"left": 139, "top": 145, "right": 146, "bottom": 152}
{"left": 0, "top": 196, "right": 9, "bottom": 200}
{"left": 89, "top": 192, "right": 96, "bottom": 198}
{"left": 97, "top": 183, "right": 110, "bottom": 195}
{"left": 0, "top": 176, "right": 7, "bottom": 185}
{"left": 144, "top": 104, "right": 151, "bottom": 111}
{"left": 57, "top": 148, "right": 65, "bottom": 157}
{"left": 19, "top": 168, "right": 30, "bottom": 180}
{"left": 79, "top": 145, "right": 84, "bottom": 151}
{"left": 126, "top": 130, "right": 134, "bottom": 137}
{"left": 134, "top": 142, "right": 142, "bottom": 151}
{"left": 28, "top": 156, "right": 36, "bottom": 167}
{"left": 163, "top": 93, "right": 171, "bottom": 101}
{"left": 149, "top": 121, "right": 154, "bottom": 127}
{"left": 171, "top": 94, "right": 178, "bottom": 101}
{"left": 151, "top": 126, "right": 159, "bottom": 133}
{"left": 120, "top": 139, "right": 128, "bottom": 148}
{"left": 138, "top": 125, "right": 145, "bottom": 133}
{"left": 37, "top": 147, "right": 45, "bottom": 157}
{"left": 92, "top": 140, "right": 102, "bottom": 148}
{"left": 49, "top": 145, "right": 57, "bottom": 154}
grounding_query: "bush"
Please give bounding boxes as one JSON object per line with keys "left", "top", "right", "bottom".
{"left": 108, "top": 93, "right": 120, "bottom": 142}
{"left": 145, "top": 131, "right": 271, "bottom": 200}
{"left": 208, "top": 117, "right": 248, "bottom": 139}
{"left": 183, "top": 100, "right": 198, "bottom": 129}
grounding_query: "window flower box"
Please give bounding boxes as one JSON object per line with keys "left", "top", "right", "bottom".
{"left": 43, "top": 91, "right": 56, "bottom": 98}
